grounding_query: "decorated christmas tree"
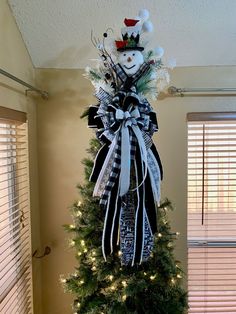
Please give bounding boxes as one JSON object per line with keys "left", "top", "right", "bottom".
{"left": 61, "top": 9, "right": 187, "bottom": 314}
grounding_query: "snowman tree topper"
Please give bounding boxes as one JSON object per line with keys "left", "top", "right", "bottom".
{"left": 116, "top": 18, "right": 145, "bottom": 76}
{"left": 87, "top": 10, "right": 168, "bottom": 265}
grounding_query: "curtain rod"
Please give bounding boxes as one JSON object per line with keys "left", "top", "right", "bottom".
{"left": 0, "top": 68, "right": 49, "bottom": 99}
{"left": 168, "top": 86, "right": 236, "bottom": 97}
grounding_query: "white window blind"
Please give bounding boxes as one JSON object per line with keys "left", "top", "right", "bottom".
{"left": 187, "top": 112, "right": 236, "bottom": 314}
{"left": 0, "top": 107, "right": 33, "bottom": 314}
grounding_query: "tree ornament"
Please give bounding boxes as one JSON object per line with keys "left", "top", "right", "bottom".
{"left": 154, "top": 46, "right": 165, "bottom": 58}
{"left": 105, "top": 73, "right": 111, "bottom": 80}
{"left": 167, "top": 57, "right": 177, "bottom": 69}
{"left": 142, "top": 20, "right": 154, "bottom": 33}
{"left": 138, "top": 9, "right": 150, "bottom": 21}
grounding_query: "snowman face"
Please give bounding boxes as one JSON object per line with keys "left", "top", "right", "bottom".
{"left": 118, "top": 50, "right": 144, "bottom": 76}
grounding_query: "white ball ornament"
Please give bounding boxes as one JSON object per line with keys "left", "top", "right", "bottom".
{"left": 167, "top": 58, "right": 177, "bottom": 69}
{"left": 142, "top": 21, "right": 153, "bottom": 33}
{"left": 138, "top": 9, "right": 150, "bottom": 21}
{"left": 154, "top": 46, "right": 164, "bottom": 58}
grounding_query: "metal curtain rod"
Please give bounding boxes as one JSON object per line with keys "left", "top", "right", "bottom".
{"left": 168, "top": 86, "right": 236, "bottom": 97}
{"left": 0, "top": 68, "right": 49, "bottom": 99}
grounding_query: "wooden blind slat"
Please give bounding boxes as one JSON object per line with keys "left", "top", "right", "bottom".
{"left": 0, "top": 107, "right": 26, "bottom": 123}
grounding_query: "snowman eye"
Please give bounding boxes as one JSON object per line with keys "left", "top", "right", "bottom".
{"left": 123, "top": 53, "right": 126, "bottom": 56}
{"left": 132, "top": 53, "right": 135, "bottom": 56}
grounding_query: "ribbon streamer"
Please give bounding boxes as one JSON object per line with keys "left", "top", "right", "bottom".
{"left": 88, "top": 83, "right": 162, "bottom": 265}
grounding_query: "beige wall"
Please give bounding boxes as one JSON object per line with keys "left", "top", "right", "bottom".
{"left": 36, "top": 65, "right": 236, "bottom": 313}
{"left": 0, "top": 1, "right": 42, "bottom": 313}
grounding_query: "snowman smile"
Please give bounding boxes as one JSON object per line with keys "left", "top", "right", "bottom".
{"left": 124, "top": 64, "right": 136, "bottom": 70}
{"left": 118, "top": 50, "right": 144, "bottom": 75}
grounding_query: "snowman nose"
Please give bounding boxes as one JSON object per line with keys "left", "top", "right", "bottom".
{"left": 127, "top": 56, "right": 132, "bottom": 62}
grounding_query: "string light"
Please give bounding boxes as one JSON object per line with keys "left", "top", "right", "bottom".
{"left": 150, "top": 275, "right": 156, "bottom": 280}
{"left": 91, "top": 257, "right": 96, "bottom": 262}
{"left": 176, "top": 232, "right": 180, "bottom": 236}
{"left": 118, "top": 250, "right": 122, "bottom": 256}
{"left": 92, "top": 251, "right": 96, "bottom": 256}
{"left": 122, "top": 294, "right": 127, "bottom": 301}
{"left": 69, "top": 224, "right": 75, "bottom": 229}
{"left": 157, "top": 233, "right": 162, "bottom": 238}
{"left": 76, "top": 302, "right": 81, "bottom": 308}
{"left": 108, "top": 275, "right": 114, "bottom": 281}
{"left": 79, "top": 280, "right": 84, "bottom": 285}
{"left": 80, "top": 240, "right": 85, "bottom": 246}
{"left": 171, "top": 278, "right": 175, "bottom": 284}
{"left": 143, "top": 272, "right": 147, "bottom": 276}
{"left": 70, "top": 240, "right": 75, "bottom": 246}
{"left": 92, "top": 266, "right": 97, "bottom": 271}
{"left": 77, "top": 201, "right": 82, "bottom": 206}
{"left": 77, "top": 251, "right": 82, "bottom": 256}
{"left": 60, "top": 278, "right": 67, "bottom": 283}
{"left": 121, "top": 280, "right": 127, "bottom": 287}
{"left": 177, "top": 274, "right": 182, "bottom": 279}
{"left": 110, "top": 285, "right": 116, "bottom": 291}
{"left": 76, "top": 210, "right": 82, "bottom": 217}
{"left": 83, "top": 248, "right": 88, "bottom": 253}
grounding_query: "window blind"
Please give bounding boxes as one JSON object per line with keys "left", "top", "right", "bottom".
{"left": 187, "top": 112, "right": 236, "bottom": 314}
{"left": 0, "top": 107, "right": 33, "bottom": 314}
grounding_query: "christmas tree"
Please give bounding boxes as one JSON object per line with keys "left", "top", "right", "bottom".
{"left": 61, "top": 9, "right": 187, "bottom": 314}
{"left": 61, "top": 138, "right": 187, "bottom": 314}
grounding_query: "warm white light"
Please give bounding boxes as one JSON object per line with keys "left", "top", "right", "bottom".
{"left": 177, "top": 274, "right": 182, "bottom": 279}
{"left": 150, "top": 275, "right": 156, "bottom": 280}
{"left": 76, "top": 210, "right": 82, "bottom": 217}
{"left": 110, "top": 285, "right": 116, "bottom": 291}
{"left": 122, "top": 280, "right": 127, "bottom": 287}
{"left": 81, "top": 240, "right": 85, "bottom": 246}
{"left": 108, "top": 275, "right": 114, "bottom": 281}
{"left": 78, "top": 201, "right": 82, "bottom": 206}
{"left": 79, "top": 280, "right": 84, "bottom": 284}
{"left": 83, "top": 248, "right": 88, "bottom": 253}
{"left": 77, "top": 251, "right": 82, "bottom": 256}
{"left": 118, "top": 250, "right": 122, "bottom": 256}
{"left": 70, "top": 224, "right": 75, "bottom": 229}
{"left": 122, "top": 294, "right": 127, "bottom": 301}
{"left": 92, "top": 266, "right": 97, "bottom": 271}
{"left": 158, "top": 233, "right": 162, "bottom": 237}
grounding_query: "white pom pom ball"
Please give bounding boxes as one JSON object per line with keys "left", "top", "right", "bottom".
{"left": 154, "top": 46, "right": 164, "bottom": 58}
{"left": 138, "top": 9, "right": 150, "bottom": 21}
{"left": 142, "top": 21, "right": 153, "bottom": 33}
{"left": 167, "top": 58, "right": 177, "bottom": 69}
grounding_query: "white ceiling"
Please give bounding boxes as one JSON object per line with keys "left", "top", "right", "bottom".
{"left": 8, "top": 0, "right": 236, "bottom": 69}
